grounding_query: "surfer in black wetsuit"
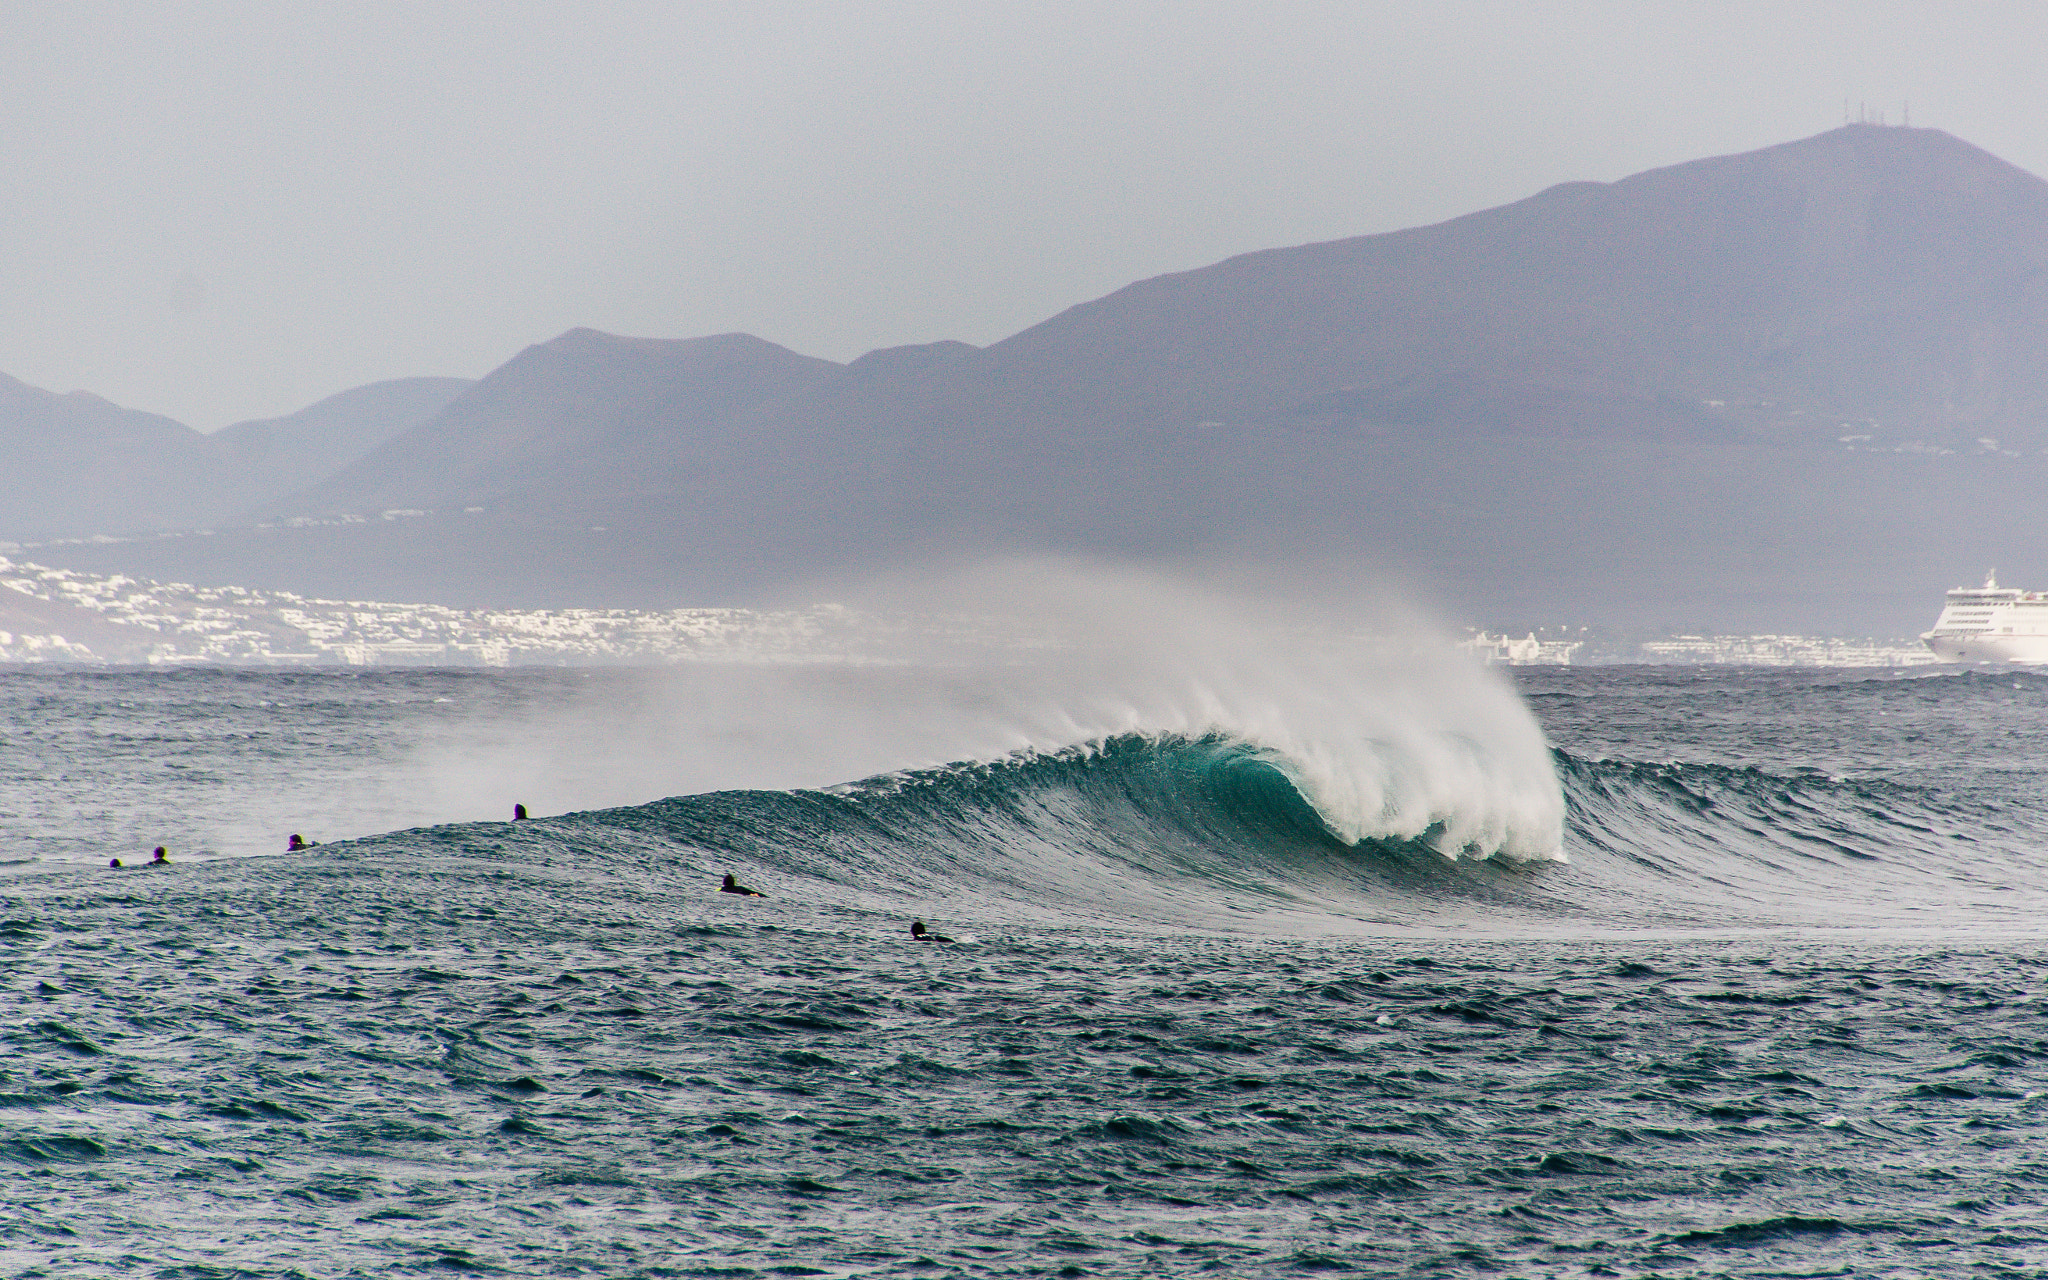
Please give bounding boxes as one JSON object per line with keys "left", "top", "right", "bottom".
{"left": 720, "top": 873, "right": 764, "bottom": 897}
{"left": 108, "top": 858, "right": 122, "bottom": 869}
{"left": 287, "top": 833, "right": 316, "bottom": 851}
{"left": 150, "top": 846, "right": 169, "bottom": 866}
{"left": 513, "top": 804, "right": 528, "bottom": 821}
{"left": 910, "top": 919, "right": 953, "bottom": 942}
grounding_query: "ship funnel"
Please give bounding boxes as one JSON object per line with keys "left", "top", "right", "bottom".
{"left": 1988, "top": 568, "right": 1999, "bottom": 589}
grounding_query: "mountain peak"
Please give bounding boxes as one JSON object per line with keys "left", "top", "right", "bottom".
{"left": 1620, "top": 123, "right": 2048, "bottom": 194}
{"left": 540, "top": 327, "right": 828, "bottom": 362}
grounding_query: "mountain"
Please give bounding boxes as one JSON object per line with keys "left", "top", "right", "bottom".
{"left": 0, "top": 374, "right": 217, "bottom": 538}
{"left": 280, "top": 330, "right": 840, "bottom": 515}
{"left": 944, "top": 122, "right": 2048, "bottom": 448}
{"left": 25, "top": 124, "right": 2048, "bottom": 633}
{"left": 212, "top": 377, "right": 473, "bottom": 515}
{"left": 0, "top": 373, "right": 473, "bottom": 541}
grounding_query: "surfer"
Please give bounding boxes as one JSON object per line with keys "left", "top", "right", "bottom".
{"left": 719, "top": 873, "right": 764, "bottom": 897}
{"left": 910, "top": 920, "right": 954, "bottom": 942}
{"left": 108, "top": 858, "right": 122, "bottom": 869}
{"left": 287, "top": 833, "right": 316, "bottom": 851}
{"left": 150, "top": 846, "right": 169, "bottom": 866}
{"left": 514, "top": 803, "right": 528, "bottom": 821}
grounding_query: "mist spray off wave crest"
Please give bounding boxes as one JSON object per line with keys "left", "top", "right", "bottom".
{"left": 798, "top": 560, "right": 1566, "bottom": 862}
{"left": 407, "top": 561, "right": 1566, "bottom": 895}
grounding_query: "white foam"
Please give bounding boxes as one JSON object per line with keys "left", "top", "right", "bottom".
{"left": 408, "top": 557, "right": 1566, "bottom": 861}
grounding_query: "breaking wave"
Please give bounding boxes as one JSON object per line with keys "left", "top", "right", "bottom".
{"left": 370, "top": 725, "right": 2048, "bottom": 936}
{"left": 347, "top": 567, "right": 2048, "bottom": 935}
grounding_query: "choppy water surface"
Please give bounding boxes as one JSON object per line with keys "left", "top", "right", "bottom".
{"left": 5, "top": 664, "right": 2048, "bottom": 1277}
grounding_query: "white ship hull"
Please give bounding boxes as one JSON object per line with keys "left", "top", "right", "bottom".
{"left": 1921, "top": 573, "right": 2048, "bottom": 665}
{"left": 1923, "top": 632, "right": 2048, "bottom": 664}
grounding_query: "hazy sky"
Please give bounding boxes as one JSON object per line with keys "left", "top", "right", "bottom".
{"left": 3, "top": 1, "right": 2040, "bottom": 428}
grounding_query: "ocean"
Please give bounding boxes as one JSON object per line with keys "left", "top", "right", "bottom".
{"left": 6, "top": 654, "right": 2048, "bottom": 1277}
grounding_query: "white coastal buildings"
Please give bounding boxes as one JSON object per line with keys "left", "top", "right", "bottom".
{"left": 1635, "top": 635, "right": 1938, "bottom": 667}
{"left": 0, "top": 558, "right": 868, "bottom": 667}
{"left": 0, "top": 555, "right": 1973, "bottom": 669}
{"left": 1462, "top": 632, "right": 1585, "bottom": 666}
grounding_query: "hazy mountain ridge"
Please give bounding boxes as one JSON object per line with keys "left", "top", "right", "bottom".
{"left": 12, "top": 124, "right": 2048, "bottom": 633}
{"left": 215, "top": 377, "right": 474, "bottom": 516}
{"left": 283, "top": 330, "right": 841, "bottom": 514}
{"left": 947, "top": 124, "right": 2048, "bottom": 444}
{"left": 0, "top": 372, "right": 475, "bottom": 539}
{"left": 0, "top": 373, "right": 218, "bottom": 537}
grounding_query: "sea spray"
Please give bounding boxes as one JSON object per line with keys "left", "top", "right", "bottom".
{"left": 405, "top": 558, "right": 1566, "bottom": 859}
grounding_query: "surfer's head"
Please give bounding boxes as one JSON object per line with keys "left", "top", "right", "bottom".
{"left": 288, "top": 834, "right": 306, "bottom": 851}
{"left": 151, "top": 846, "right": 168, "bottom": 864}
{"left": 911, "top": 920, "right": 926, "bottom": 937}
{"left": 109, "top": 858, "right": 122, "bottom": 869}
{"left": 722, "top": 873, "right": 736, "bottom": 889}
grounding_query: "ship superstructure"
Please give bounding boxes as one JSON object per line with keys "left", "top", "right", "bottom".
{"left": 1922, "top": 572, "right": 2048, "bottom": 664}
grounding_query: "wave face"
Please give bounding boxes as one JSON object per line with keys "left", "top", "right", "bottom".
{"left": 420, "top": 723, "right": 2048, "bottom": 938}
{"left": 1552, "top": 748, "right": 2047, "bottom": 928}
{"left": 571, "top": 730, "right": 1560, "bottom": 933}
{"left": 1530, "top": 666, "right": 2048, "bottom": 931}
{"left": 413, "top": 665, "right": 2048, "bottom": 937}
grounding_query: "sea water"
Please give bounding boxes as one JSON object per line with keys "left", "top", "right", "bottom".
{"left": 5, "top": 662, "right": 2048, "bottom": 1277}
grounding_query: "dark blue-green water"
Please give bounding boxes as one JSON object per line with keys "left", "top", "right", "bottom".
{"left": 6, "top": 665, "right": 2048, "bottom": 1277}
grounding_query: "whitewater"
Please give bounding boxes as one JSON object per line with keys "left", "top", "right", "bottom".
{"left": 6, "top": 585, "right": 2048, "bottom": 1275}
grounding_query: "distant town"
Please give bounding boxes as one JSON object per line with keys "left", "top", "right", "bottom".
{"left": 0, "top": 557, "right": 877, "bottom": 667}
{"left": 1459, "top": 629, "right": 1939, "bottom": 668}
{"left": 0, "top": 557, "right": 1947, "bottom": 668}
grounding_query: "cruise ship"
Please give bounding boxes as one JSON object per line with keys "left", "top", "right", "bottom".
{"left": 1922, "top": 572, "right": 2048, "bottom": 663}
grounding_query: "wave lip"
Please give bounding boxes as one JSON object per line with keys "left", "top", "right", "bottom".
{"left": 829, "top": 728, "right": 1562, "bottom": 867}
{"left": 1268, "top": 728, "right": 1564, "bottom": 862}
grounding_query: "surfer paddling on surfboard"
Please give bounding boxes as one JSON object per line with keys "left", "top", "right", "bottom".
{"left": 720, "top": 873, "right": 764, "bottom": 897}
